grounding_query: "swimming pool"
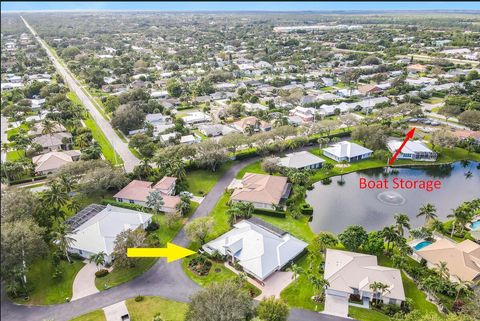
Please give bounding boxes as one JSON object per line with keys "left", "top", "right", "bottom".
{"left": 414, "top": 241, "right": 432, "bottom": 251}
{"left": 470, "top": 220, "right": 480, "bottom": 231}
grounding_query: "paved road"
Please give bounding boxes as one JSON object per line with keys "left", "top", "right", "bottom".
{"left": 21, "top": 17, "right": 140, "bottom": 173}
{"left": 1, "top": 155, "right": 351, "bottom": 321}
{"left": 420, "top": 102, "right": 469, "bottom": 130}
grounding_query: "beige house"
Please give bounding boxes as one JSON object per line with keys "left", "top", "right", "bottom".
{"left": 232, "top": 116, "right": 271, "bottom": 133}
{"left": 323, "top": 249, "right": 405, "bottom": 318}
{"left": 416, "top": 238, "right": 480, "bottom": 282}
{"left": 229, "top": 173, "right": 291, "bottom": 210}
{"left": 32, "top": 150, "right": 81, "bottom": 175}
{"left": 113, "top": 177, "right": 180, "bottom": 213}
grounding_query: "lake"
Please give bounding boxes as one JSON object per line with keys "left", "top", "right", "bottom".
{"left": 307, "top": 161, "right": 480, "bottom": 234}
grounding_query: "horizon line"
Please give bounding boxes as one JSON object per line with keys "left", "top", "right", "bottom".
{"left": 3, "top": 9, "right": 480, "bottom": 13}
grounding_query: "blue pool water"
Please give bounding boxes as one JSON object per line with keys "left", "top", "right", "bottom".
{"left": 414, "top": 241, "right": 432, "bottom": 251}
{"left": 471, "top": 220, "right": 480, "bottom": 231}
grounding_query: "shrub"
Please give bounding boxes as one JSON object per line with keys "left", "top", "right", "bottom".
{"left": 135, "top": 295, "right": 144, "bottom": 302}
{"left": 69, "top": 252, "right": 83, "bottom": 260}
{"left": 145, "top": 221, "right": 160, "bottom": 232}
{"left": 381, "top": 303, "right": 401, "bottom": 316}
{"left": 300, "top": 203, "right": 313, "bottom": 215}
{"left": 188, "top": 255, "right": 212, "bottom": 276}
{"left": 253, "top": 208, "right": 286, "bottom": 218}
{"left": 321, "top": 178, "right": 332, "bottom": 185}
{"left": 100, "top": 199, "right": 149, "bottom": 212}
{"left": 153, "top": 314, "right": 164, "bottom": 321}
{"left": 95, "top": 269, "right": 109, "bottom": 278}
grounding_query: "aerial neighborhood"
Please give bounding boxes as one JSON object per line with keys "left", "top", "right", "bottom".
{"left": 1, "top": 6, "right": 480, "bottom": 321}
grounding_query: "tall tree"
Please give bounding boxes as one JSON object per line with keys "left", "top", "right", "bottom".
{"left": 185, "top": 281, "right": 254, "bottom": 321}
{"left": 417, "top": 203, "right": 437, "bottom": 225}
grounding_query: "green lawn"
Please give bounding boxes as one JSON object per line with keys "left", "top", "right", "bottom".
{"left": 182, "top": 254, "right": 262, "bottom": 297}
{"left": 253, "top": 214, "right": 314, "bottom": 242}
{"left": 235, "top": 160, "right": 265, "bottom": 178}
{"left": 6, "top": 123, "right": 29, "bottom": 140}
{"left": 95, "top": 258, "right": 156, "bottom": 291}
{"left": 183, "top": 258, "right": 237, "bottom": 287}
{"left": 6, "top": 150, "right": 25, "bottom": 161}
{"left": 83, "top": 117, "right": 122, "bottom": 165}
{"left": 125, "top": 296, "right": 188, "bottom": 321}
{"left": 95, "top": 202, "right": 199, "bottom": 291}
{"left": 207, "top": 193, "right": 232, "bottom": 239}
{"left": 14, "top": 257, "right": 84, "bottom": 305}
{"left": 67, "top": 91, "right": 122, "bottom": 165}
{"left": 185, "top": 162, "right": 232, "bottom": 196}
{"left": 378, "top": 255, "right": 438, "bottom": 314}
{"left": 70, "top": 310, "right": 106, "bottom": 321}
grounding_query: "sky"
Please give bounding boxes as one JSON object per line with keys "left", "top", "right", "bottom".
{"left": 1, "top": 1, "right": 479, "bottom": 12}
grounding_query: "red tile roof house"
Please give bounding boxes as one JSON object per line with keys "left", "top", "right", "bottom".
{"left": 113, "top": 177, "right": 180, "bottom": 213}
{"left": 229, "top": 173, "right": 291, "bottom": 210}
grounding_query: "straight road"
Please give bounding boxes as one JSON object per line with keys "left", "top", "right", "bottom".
{"left": 21, "top": 16, "right": 140, "bottom": 172}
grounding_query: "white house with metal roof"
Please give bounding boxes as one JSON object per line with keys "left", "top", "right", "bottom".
{"left": 202, "top": 218, "right": 307, "bottom": 282}
{"left": 322, "top": 141, "right": 373, "bottom": 162}
{"left": 387, "top": 140, "right": 437, "bottom": 161}
{"left": 277, "top": 151, "right": 325, "bottom": 170}
{"left": 323, "top": 249, "right": 405, "bottom": 318}
{"left": 66, "top": 204, "right": 152, "bottom": 263}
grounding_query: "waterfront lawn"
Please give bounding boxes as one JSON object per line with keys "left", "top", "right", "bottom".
{"left": 253, "top": 213, "right": 314, "bottom": 242}
{"left": 70, "top": 310, "right": 106, "bottom": 321}
{"left": 14, "top": 257, "right": 84, "bottom": 305}
{"left": 185, "top": 162, "right": 232, "bottom": 196}
{"left": 125, "top": 296, "right": 188, "bottom": 321}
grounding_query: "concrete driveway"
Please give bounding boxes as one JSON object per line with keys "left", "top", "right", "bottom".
{"left": 71, "top": 262, "right": 100, "bottom": 301}
{"left": 256, "top": 271, "right": 295, "bottom": 300}
{"left": 103, "top": 300, "right": 128, "bottom": 321}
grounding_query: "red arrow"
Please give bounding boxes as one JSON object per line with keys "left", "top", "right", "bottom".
{"left": 388, "top": 127, "right": 416, "bottom": 165}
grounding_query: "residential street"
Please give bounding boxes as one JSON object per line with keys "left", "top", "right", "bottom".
{"left": 0, "top": 156, "right": 351, "bottom": 321}
{"left": 21, "top": 17, "right": 140, "bottom": 173}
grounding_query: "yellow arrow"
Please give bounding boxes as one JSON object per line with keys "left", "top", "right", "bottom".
{"left": 127, "top": 243, "right": 196, "bottom": 263}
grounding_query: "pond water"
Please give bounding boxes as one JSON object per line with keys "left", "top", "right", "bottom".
{"left": 307, "top": 161, "right": 480, "bottom": 234}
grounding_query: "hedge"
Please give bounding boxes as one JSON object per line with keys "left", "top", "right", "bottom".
{"left": 9, "top": 175, "right": 47, "bottom": 185}
{"left": 234, "top": 149, "right": 259, "bottom": 160}
{"left": 253, "top": 208, "right": 286, "bottom": 218}
{"left": 300, "top": 203, "right": 313, "bottom": 215}
{"left": 100, "top": 199, "right": 150, "bottom": 213}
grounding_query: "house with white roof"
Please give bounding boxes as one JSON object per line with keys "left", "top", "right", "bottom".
{"left": 202, "top": 218, "right": 307, "bottom": 282}
{"left": 277, "top": 151, "right": 325, "bottom": 170}
{"left": 289, "top": 106, "right": 316, "bottom": 122}
{"left": 181, "top": 112, "right": 212, "bottom": 126}
{"left": 387, "top": 140, "right": 437, "bottom": 161}
{"left": 323, "top": 141, "right": 373, "bottom": 162}
{"left": 323, "top": 249, "right": 405, "bottom": 318}
{"left": 66, "top": 204, "right": 152, "bottom": 263}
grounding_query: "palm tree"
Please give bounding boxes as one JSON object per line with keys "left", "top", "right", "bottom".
{"left": 317, "top": 137, "right": 329, "bottom": 149}
{"left": 146, "top": 190, "right": 164, "bottom": 220}
{"left": 417, "top": 203, "right": 437, "bottom": 225}
{"left": 448, "top": 204, "right": 472, "bottom": 237}
{"left": 89, "top": 252, "right": 106, "bottom": 270}
{"left": 244, "top": 124, "right": 255, "bottom": 136}
{"left": 454, "top": 279, "right": 472, "bottom": 302}
{"left": 67, "top": 197, "right": 81, "bottom": 214}
{"left": 382, "top": 225, "right": 399, "bottom": 252}
{"left": 176, "top": 195, "right": 191, "bottom": 216}
{"left": 57, "top": 173, "right": 76, "bottom": 194}
{"left": 308, "top": 273, "right": 330, "bottom": 301}
{"left": 290, "top": 263, "right": 304, "bottom": 287}
{"left": 369, "top": 281, "right": 390, "bottom": 305}
{"left": 42, "top": 181, "right": 69, "bottom": 214}
{"left": 435, "top": 261, "right": 450, "bottom": 280}
{"left": 51, "top": 225, "right": 76, "bottom": 263}
{"left": 394, "top": 213, "right": 411, "bottom": 237}
{"left": 41, "top": 119, "right": 57, "bottom": 148}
